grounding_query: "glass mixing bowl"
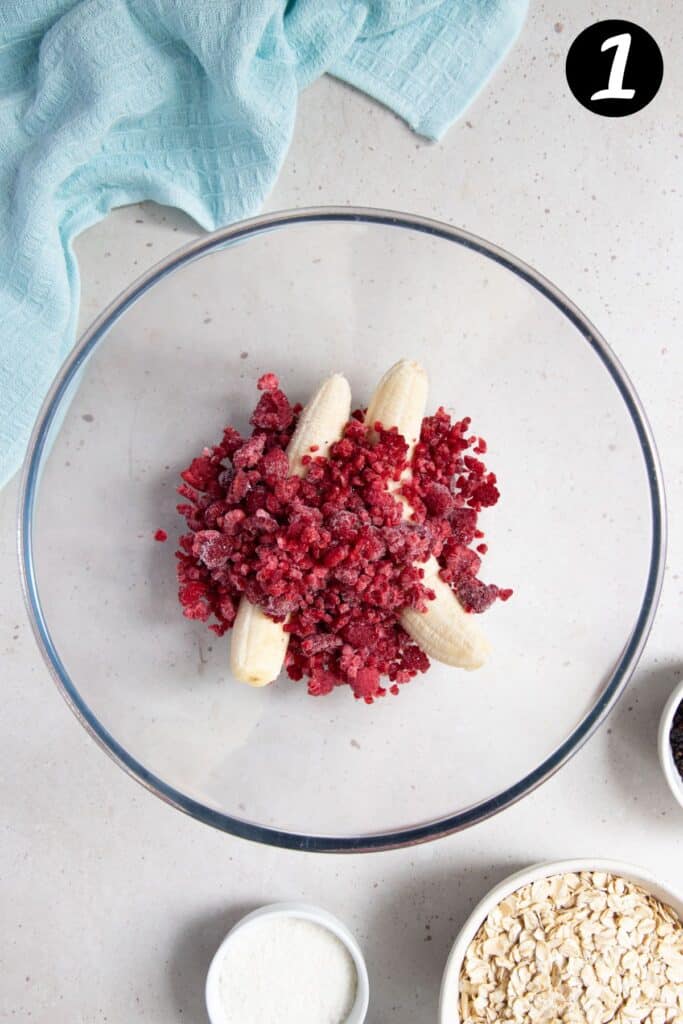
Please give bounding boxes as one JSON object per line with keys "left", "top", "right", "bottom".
{"left": 19, "top": 208, "right": 665, "bottom": 851}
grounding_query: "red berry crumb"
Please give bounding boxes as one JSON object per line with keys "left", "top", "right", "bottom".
{"left": 154, "top": 529, "right": 168, "bottom": 542}
{"left": 257, "top": 372, "right": 280, "bottom": 392}
{"left": 174, "top": 376, "right": 511, "bottom": 701}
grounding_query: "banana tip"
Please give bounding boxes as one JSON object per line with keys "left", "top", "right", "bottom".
{"left": 392, "top": 357, "right": 427, "bottom": 376}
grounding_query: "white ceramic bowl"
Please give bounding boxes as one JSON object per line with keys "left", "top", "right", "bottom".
{"left": 439, "top": 858, "right": 683, "bottom": 1023}
{"left": 659, "top": 677, "right": 683, "bottom": 809}
{"left": 206, "top": 901, "right": 369, "bottom": 1024}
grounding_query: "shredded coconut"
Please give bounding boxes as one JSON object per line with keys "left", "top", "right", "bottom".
{"left": 217, "top": 915, "right": 357, "bottom": 1024}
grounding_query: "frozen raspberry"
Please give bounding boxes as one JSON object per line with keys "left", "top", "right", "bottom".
{"left": 472, "top": 480, "right": 500, "bottom": 508}
{"left": 351, "top": 666, "right": 381, "bottom": 700}
{"left": 454, "top": 576, "right": 501, "bottom": 613}
{"left": 233, "top": 433, "right": 266, "bottom": 469}
{"left": 251, "top": 388, "right": 294, "bottom": 431}
{"left": 257, "top": 372, "right": 280, "bottom": 392}
{"left": 261, "top": 447, "right": 289, "bottom": 482}
{"left": 422, "top": 482, "right": 453, "bottom": 517}
{"left": 174, "top": 373, "right": 510, "bottom": 699}
{"left": 181, "top": 455, "right": 216, "bottom": 491}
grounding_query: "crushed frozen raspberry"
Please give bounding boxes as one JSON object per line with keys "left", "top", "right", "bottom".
{"left": 175, "top": 375, "right": 511, "bottom": 700}
{"left": 181, "top": 454, "right": 217, "bottom": 491}
{"left": 233, "top": 432, "right": 266, "bottom": 469}
{"left": 154, "top": 529, "right": 168, "bottom": 542}
{"left": 454, "top": 576, "right": 502, "bottom": 614}
{"left": 351, "top": 666, "right": 382, "bottom": 701}
{"left": 440, "top": 540, "right": 481, "bottom": 581}
{"left": 257, "top": 372, "right": 280, "bottom": 392}
{"left": 250, "top": 383, "right": 294, "bottom": 431}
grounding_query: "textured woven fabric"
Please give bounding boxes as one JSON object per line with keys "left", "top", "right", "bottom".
{"left": 0, "top": 0, "right": 527, "bottom": 486}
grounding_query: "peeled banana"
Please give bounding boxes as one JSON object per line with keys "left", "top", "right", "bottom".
{"left": 401, "top": 558, "right": 490, "bottom": 669}
{"left": 229, "top": 374, "right": 352, "bottom": 686}
{"left": 229, "top": 599, "right": 290, "bottom": 688}
{"left": 365, "top": 358, "right": 428, "bottom": 458}
{"left": 364, "top": 359, "right": 489, "bottom": 670}
{"left": 286, "top": 373, "right": 354, "bottom": 477}
{"left": 230, "top": 360, "right": 488, "bottom": 687}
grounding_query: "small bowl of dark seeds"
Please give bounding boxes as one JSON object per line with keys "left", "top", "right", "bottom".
{"left": 658, "top": 677, "right": 683, "bottom": 809}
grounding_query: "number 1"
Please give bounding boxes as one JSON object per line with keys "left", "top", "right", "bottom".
{"left": 590, "top": 33, "right": 636, "bottom": 101}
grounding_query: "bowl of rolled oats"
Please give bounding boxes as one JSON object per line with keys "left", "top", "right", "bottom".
{"left": 439, "top": 859, "right": 683, "bottom": 1024}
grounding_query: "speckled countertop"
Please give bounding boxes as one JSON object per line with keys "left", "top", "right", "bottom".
{"left": 2, "top": 2, "right": 682, "bottom": 1021}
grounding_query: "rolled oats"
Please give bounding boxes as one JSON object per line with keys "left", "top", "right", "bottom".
{"left": 457, "top": 872, "right": 683, "bottom": 1024}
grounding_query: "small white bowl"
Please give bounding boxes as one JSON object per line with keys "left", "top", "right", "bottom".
{"left": 658, "top": 677, "right": 683, "bottom": 809}
{"left": 439, "top": 858, "right": 683, "bottom": 1024}
{"left": 206, "top": 901, "right": 369, "bottom": 1024}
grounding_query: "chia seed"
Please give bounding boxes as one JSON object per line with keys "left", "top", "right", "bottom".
{"left": 671, "top": 699, "right": 683, "bottom": 781}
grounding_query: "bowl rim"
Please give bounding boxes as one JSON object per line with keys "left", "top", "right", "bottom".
{"left": 658, "top": 677, "right": 683, "bottom": 809}
{"left": 438, "top": 857, "right": 683, "bottom": 1023}
{"left": 17, "top": 205, "right": 667, "bottom": 853}
{"left": 205, "top": 901, "right": 369, "bottom": 1024}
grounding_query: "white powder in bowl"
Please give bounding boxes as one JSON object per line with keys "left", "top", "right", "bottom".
{"left": 217, "top": 915, "right": 358, "bottom": 1024}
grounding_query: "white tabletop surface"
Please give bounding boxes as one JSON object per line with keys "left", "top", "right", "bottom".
{"left": 2, "top": 3, "right": 682, "bottom": 1021}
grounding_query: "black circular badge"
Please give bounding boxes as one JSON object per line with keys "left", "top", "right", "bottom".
{"left": 566, "top": 20, "right": 663, "bottom": 116}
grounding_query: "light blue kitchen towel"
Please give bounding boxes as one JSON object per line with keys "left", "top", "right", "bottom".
{"left": 0, "top": 0, "right": 528, "bottom": 487}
